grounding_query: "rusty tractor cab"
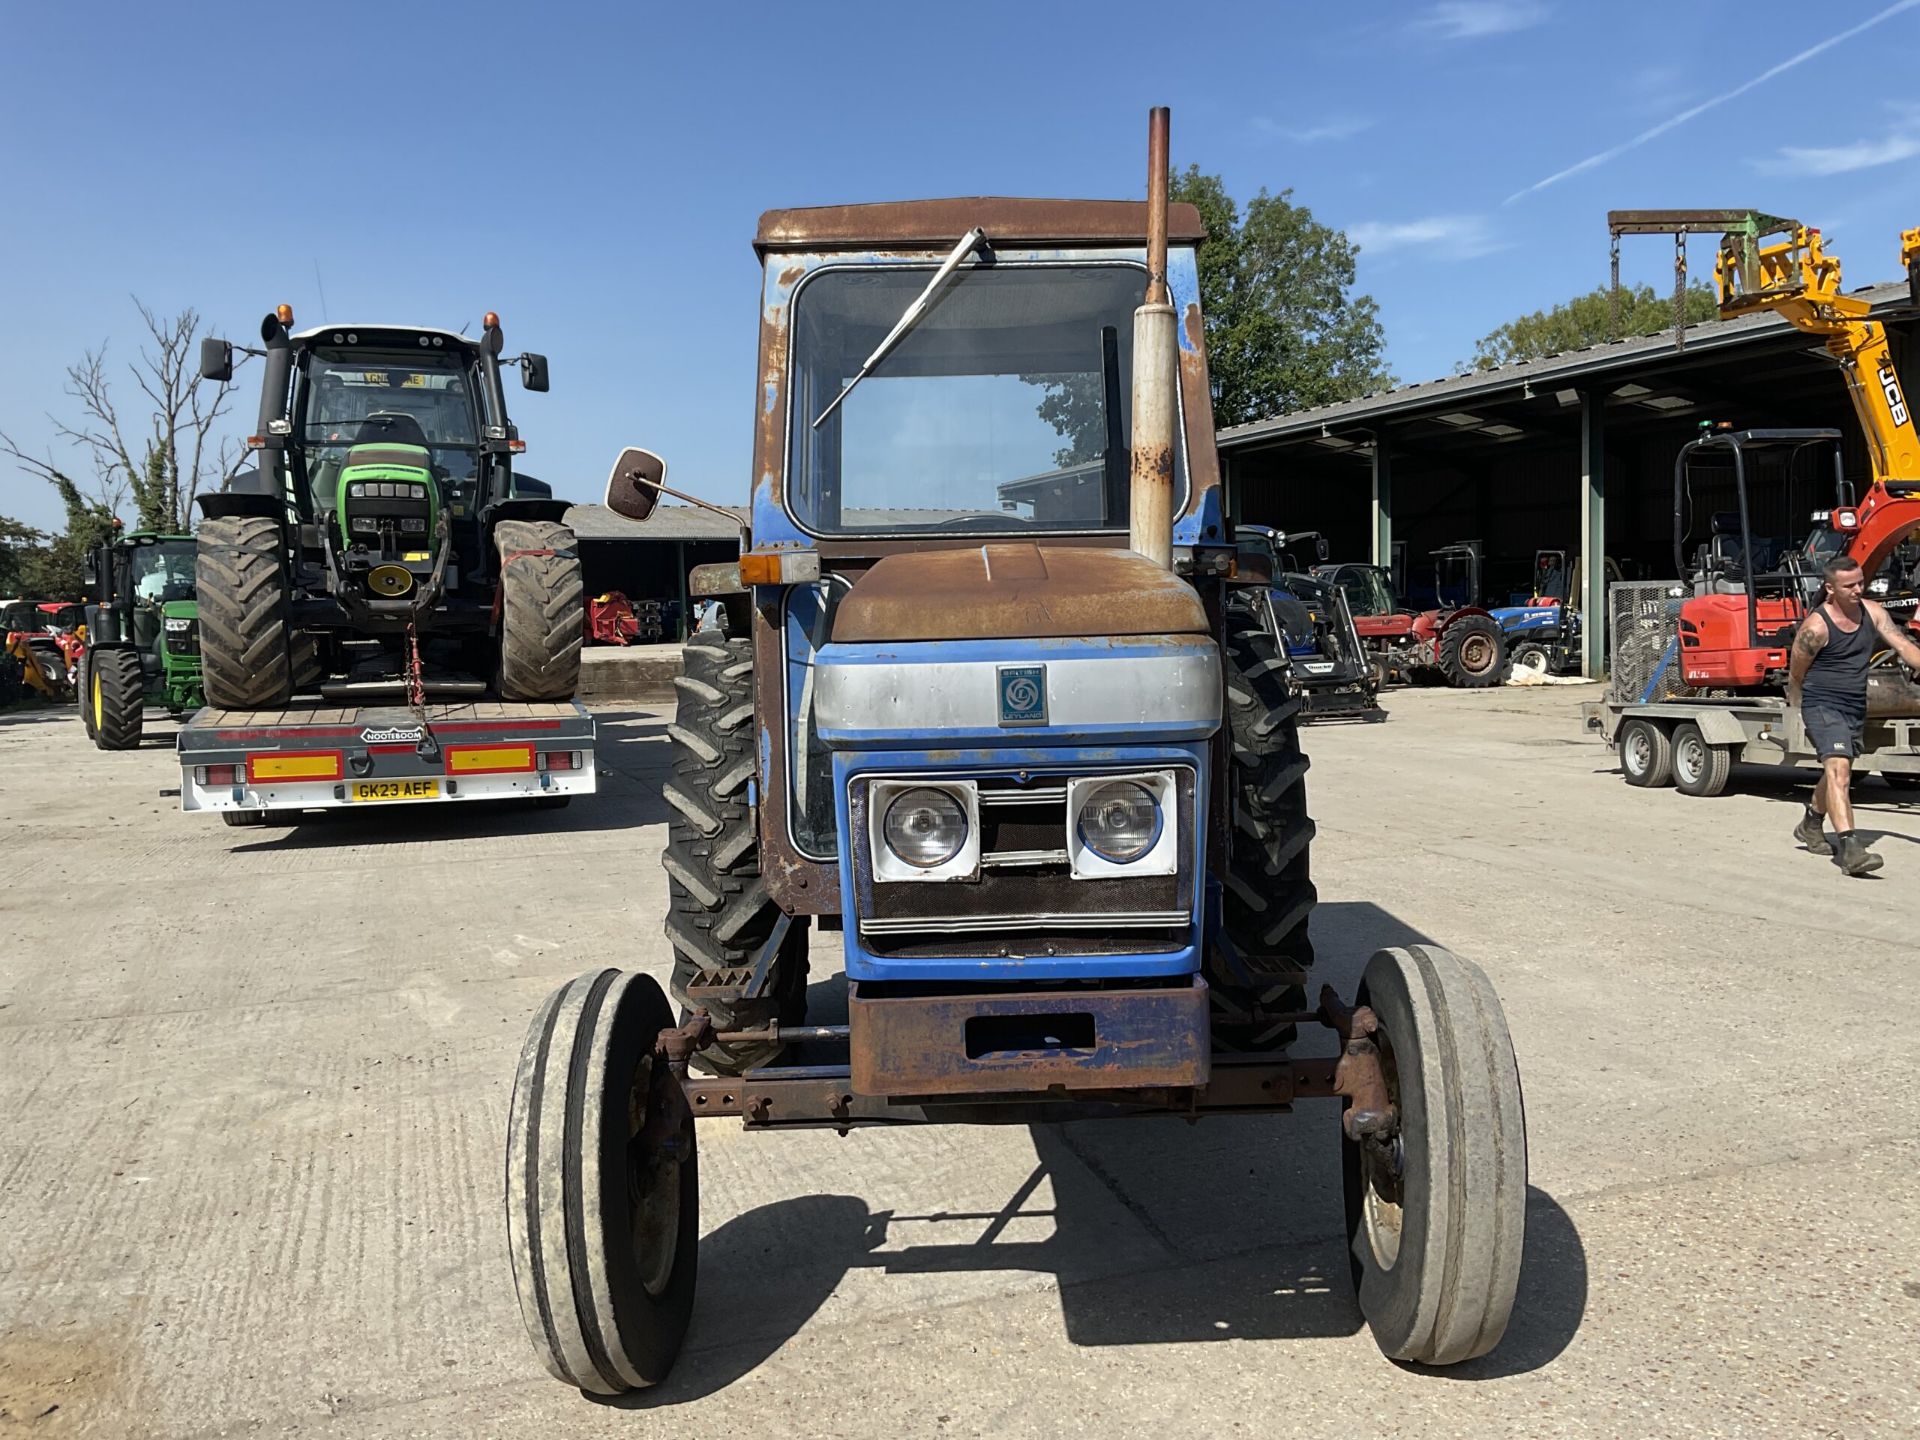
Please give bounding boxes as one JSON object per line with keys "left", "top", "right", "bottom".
{"left": 504, "top": 112, "right": 1526, "bottom": 1393}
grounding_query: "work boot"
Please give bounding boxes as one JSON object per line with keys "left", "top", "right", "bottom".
{"left": 1793, "top": 808, "right": 1832, "bottom": 855}
{"left": 1833, "top": 831, "right": 1884, "bottom": 877}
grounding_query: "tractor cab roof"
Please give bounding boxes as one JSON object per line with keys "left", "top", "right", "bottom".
{"left": 754, "top": 197, "right": 1207, "bottom": 255}
{"left": 290, "top": 324, "right": 480, "bottom": 354}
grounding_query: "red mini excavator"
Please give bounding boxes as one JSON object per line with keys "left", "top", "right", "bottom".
{"left": 1673, "top": 222, "right": 1920, "bottom": 690}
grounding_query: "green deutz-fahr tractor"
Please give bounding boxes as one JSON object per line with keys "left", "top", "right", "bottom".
{"left": 195, "top": 307, "right": 582, "bottom": 707}
{"left": 78, "top": 531, "right": 204, "bottom": 748}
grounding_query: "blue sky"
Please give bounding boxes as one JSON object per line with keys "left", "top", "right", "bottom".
{"left": 4, "top": 0, "right": 1919, "bottom": 533}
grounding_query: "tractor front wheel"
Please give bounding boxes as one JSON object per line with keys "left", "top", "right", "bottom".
{"left": 90, "top": 648, "right": 146, "bottom": 750}
{"left": 1345, "top": 945, "right": 1526, "bottom": 1366}
{"left": 1437, "top": 615, "right": 1509, "bottom": 688}
{"left": 197, "top": 516, "right": 293, "bottom": 709}
{"left": 507, "top": 969, "right": 698, "bottom": 1394}
{"left": 495, "top": 520, "right": 585, "bottom": 701}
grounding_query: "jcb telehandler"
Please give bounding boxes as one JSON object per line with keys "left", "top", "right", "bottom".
{"left": 195, "top": 309, "right": 581, "bottom": 708}
{"left": 502, "top": 109, "right": 1528, "bottom": 1393}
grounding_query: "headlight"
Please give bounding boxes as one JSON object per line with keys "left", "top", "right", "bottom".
{"left": 164, "top": 617, "right": 192, "bottom": 632}
{"left": 1075, "top": 780, "right": 1158, "bottom": 862}
{"left": 883, "top": 787, "right": 968, "bottom": 869}
{"left": 349, "top": 516, "right": 378, "bottom": 535}
{"left": 1067, "top": 771, "right": 1178, "bottom": 878}
{"left": 401, "top": 517, "right": 428, "bottom": 533}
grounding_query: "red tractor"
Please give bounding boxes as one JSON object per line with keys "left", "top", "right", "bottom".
{"left": 1315, "top": 541, "right": 1510, "bottom": 688}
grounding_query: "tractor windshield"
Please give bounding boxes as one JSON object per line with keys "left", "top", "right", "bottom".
{"left": 131, "top": 541, "right": 196, "bottom": 603}
{"left": 784, "top": 263, "right": 1186, "bottom": 536}
{"left": 296, "top": 352, "right": 480, "bottom": 510}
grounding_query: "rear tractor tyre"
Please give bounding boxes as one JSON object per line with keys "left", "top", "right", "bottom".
{"left": 496, "top": 520, "right": 585, "bottom": 701}
{"left": 507, "top": 969, "right": 698, "bottom": 1394}
{"left": 1211, "top": 592, "right": 1317, "bottom": 1053}
{"left": 197, "top": 515, "right": 293, "bottom": 709}
{"left": 1345, "top": 945, "right": 1526, "bottom": 1367}
{"left": 90, "top": 648, "right": 146, "bottom": 751}
{"left": 661, "top": 629, "right": 809, "bottom": 1075}
{"left": 1671, "top": 722, "right": 1732, "bottom": 797}
{"left": 1438, "top": 615, "right": 1509, "bottom": 688}
{"left": 1618, "top": 718, "right": 1673, "bottom": 788}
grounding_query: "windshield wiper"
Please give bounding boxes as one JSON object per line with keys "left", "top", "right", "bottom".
{"left": 811, "top": 227, "right": 990, "bottom": 430}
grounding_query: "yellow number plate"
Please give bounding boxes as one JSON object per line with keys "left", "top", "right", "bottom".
{"left": 350, "top": 779, "right": 439, "bottom": 803}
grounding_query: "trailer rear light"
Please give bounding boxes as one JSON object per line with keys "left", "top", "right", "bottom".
{"left": 197, "top": 764, "right": 238, "bottom": 787}
{"left": 539, "top": 750, "right": 583, "bottom": 771}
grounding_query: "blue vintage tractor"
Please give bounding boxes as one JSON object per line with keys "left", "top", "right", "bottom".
{"left": 501, "top": 113, "right": 1526, "bottom": 1393}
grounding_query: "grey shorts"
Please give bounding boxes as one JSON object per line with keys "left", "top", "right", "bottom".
{"left": 1802, "top": 705, "right": 1864, "bottom": 760}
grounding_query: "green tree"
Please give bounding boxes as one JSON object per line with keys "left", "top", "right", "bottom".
{"left": 1021, "top": 169, "right": 1394, "bottom": 460}
{"left": 0, "top": 515, "right": 48, "bottom": 596}
{"left": 10, "top": 477, "right": 119, "bottom": 599}
{"left": 1470, "top": 282, "right": 1720, "bottom": 371}
{"left": 1173, "top": 167, "right": 1392, "bottom": 427}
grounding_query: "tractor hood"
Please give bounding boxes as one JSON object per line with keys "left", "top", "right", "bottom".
{"left": 161, "top": 600, "right": 198, "bottom": 622}
{"left": 831, "top": 544, "right": 1208, "bottom": 645}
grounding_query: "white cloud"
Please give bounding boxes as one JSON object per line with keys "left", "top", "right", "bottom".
{"left": 1251, "top": 115, "right": 1374, "bottom": 144}
{"left": 1506, "top": 0, "right": 1920, "bottom": 202}
{"left": 1759, "top": 111, "right": 1920, "bottom": 174}
{"left": 1421, "top": 1, "right": 1548, "bottom": 40}
{"left": 1347, "top": 214, "right": 1506, "bottom": 260}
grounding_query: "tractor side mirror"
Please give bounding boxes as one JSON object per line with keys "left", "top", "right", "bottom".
{"left": 519, "top": 353, "right": 550, "bottom": 393}
{"left": 81, "top": 551, "right": 100, "bottom": 589}
{"left": 1314, "top": 535, "right": 1331, "bottom": 562}
{"left": 200, "top": 338, "right": 233, "bottom": 383}
{"left": 512, "top": 474, "right": 553, "bottom": 500}
{"left": 605, "top": 446, "right": 668, "bottom": 522}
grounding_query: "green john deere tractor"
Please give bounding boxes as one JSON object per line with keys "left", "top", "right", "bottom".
{"left": 195, "top": 306, "right": 581, "bottom": 707}
{"left": 78, "top": 531, "right": 204, "bottom": 748}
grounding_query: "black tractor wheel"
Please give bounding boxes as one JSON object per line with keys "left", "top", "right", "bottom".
{"left": 1437, "top": 614, "right": 1509, "bottom": 688}
{"left": 75, "top": 652, "right": 95, "bottom": 739}
{"left": 1510, "top": 642, "right": 1551, "bottom": 677}
{"left": 1618, "top": 718, "right": 1673, "bottom": 787}
{"left": 507, "top": 969, "right": 698, "bottom": 1394}
{"left": 660, "top": 630, "right": 809, "bottom": 1075}
{"left": 495, "top": 520, "right": 585, "bottom": 701}
{"left": 1345, "top": 945, "right": 1526, "bottom": 1366}
{"left": 197, "top": 515, "right": 293, "bottom": 709}
{"left": 1671, "top": 722, "right": 1732, "bottom": 797}
{"left": 90, "top": 648, "right": 146, "bottom": 750}
{"left": 1210, "top": 592, "right": 1317, "bottom": 1052}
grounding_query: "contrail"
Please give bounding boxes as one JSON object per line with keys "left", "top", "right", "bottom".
{"left": 1504, "top": 0, "right": 1920, "bottom": 204}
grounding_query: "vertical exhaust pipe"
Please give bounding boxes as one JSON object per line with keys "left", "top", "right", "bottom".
{"left": 1129, "top": 106, "right": 1177, "bottom": 571}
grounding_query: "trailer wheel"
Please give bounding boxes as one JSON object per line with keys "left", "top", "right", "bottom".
{"left": 1437, "top": 615, "right": 1509, "bottom": 688}
{"left": 496, "top": 520, "right": 585, "bottom": 701}
{"left": 661, "top": 629, "right": 809, "bottom": 1074}
{"left": 507, "top": 969, "right": 698, "bottom": 1395}
{"left": 198, "top": 515, "right": 293, "bottom": 709}
{"left": 1619, "top": 718, "right": 1673, "bottom": 788}
{"left": 1671, "top": 722, "right": 1732, "bottom": 797}
{"left": 91, "top": 648, "right": 146, "bottom": 751}
{"left": 1213, "top": 592, "right": 1316, "bottom": 1052}
{"left": 221, "top": 810, "right": 267, "bottom": 827}
{"left": 1345, "top": 945, "right": 1526, "bottom": 1367}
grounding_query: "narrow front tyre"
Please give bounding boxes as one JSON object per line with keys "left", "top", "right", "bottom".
{"left": 506, "top": 969, "right": 698, "bottom": 1394}
{"left": 1345, "top": 945, "right": 1526, "bottom": 1366}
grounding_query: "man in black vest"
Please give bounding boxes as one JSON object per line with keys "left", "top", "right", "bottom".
{"left": 1788, "top": 555, "right": 1920, "bottom": 874}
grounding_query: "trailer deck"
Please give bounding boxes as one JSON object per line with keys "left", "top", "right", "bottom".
{"left": 177, "top": 698, "right": 596, "bottom": 819}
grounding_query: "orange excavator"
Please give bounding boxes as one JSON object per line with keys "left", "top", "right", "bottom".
{"left": 1671, "top": 221, "right": 1920, "bottom": 690}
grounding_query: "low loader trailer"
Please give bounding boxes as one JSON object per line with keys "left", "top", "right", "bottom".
{"left": 178, "top": 699, "right": 595, "bottom": 825}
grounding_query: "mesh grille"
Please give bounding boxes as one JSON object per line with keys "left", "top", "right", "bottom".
{"left": 1608, "top": 581, "right": 1697, "bottom": 703}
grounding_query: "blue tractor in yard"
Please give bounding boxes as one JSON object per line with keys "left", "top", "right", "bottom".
{"left": 501, "top": 111, "right": 1526, "bottom": 1393}
{"left": 1437, "top": 541, "right": 1600, "bottom": 677}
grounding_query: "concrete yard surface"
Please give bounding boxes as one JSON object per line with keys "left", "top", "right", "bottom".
{"left": 2, "top": 686, "right": 1918, "bottom": 1438}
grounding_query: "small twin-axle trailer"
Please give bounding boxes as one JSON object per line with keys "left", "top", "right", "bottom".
{"left": 177, "top": 699, "right": 595, "bottom": 825}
